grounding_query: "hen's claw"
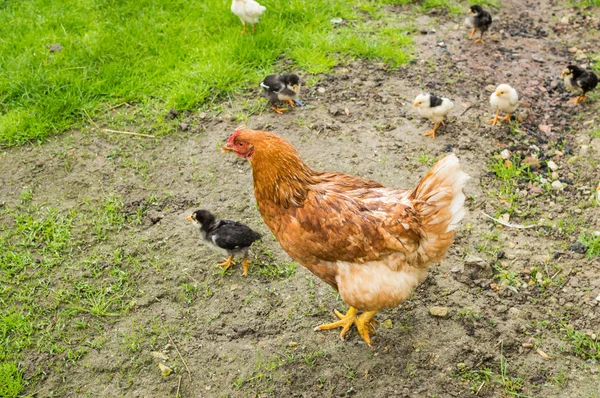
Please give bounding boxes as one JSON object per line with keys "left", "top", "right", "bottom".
{"left": 314, "top": 307, "right": 379, "bottom": 345}
{"left": 501, "top": 113, "right": 512, "bottom": 122}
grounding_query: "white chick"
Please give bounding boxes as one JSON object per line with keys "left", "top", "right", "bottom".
{"left": 413, "top": 93, "right": 454, "bottom": 138}
{"left": 231, "top": 0, "right": 266, "bottom": 34}
{"left": 489, "top": 84, "right": 518, "bottom": 125}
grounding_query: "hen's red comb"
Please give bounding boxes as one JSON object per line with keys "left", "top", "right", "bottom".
{"left": 228, "top": 129, "right": 242, "bottom": 145}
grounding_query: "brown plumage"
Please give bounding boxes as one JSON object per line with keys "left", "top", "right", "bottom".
{"left": 222, "top": 129, "right": 469, "bottom": 344}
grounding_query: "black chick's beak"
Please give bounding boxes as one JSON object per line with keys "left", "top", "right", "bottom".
{"left": 186, "top": 215, "right": 194, "bottom": 222}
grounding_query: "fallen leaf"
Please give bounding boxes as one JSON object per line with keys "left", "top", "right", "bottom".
{"left": 538, "top": 124, "right": 552, "bottom": 134}
{"left": 344, "top": 108, "right": 350, "bottom": 116}
{"left": 159, "top": 363, "right": 173, "bottom": 377}
{"left": 522, "top": 343, "right": 534, "bottom": 348}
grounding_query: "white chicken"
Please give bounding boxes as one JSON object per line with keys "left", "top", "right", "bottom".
{"left": 489, "top": 84, "right": 518, "bottom": 125}
{"left": 413, "top": 93, "right": 454, "bottom": 138}
{"left": 231, "top": 0, "right": 266, "bottom": 34}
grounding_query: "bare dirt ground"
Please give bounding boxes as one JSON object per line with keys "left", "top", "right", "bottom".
{"left": 2, "top": 0, "right": 599, "bottom": 397}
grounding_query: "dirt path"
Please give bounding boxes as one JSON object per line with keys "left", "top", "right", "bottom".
{"left": 1, "top": 1, "right": 599, "bottom": 397}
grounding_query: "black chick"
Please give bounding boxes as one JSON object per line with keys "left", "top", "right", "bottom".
{"left": 260, "top": 74, "right": 301, "bottom": 114}
{"left": 465, "top": 5, "right": 492, "bottom": 44}
{"left": 187, "top": 210, "right": 262, "bottom": 276}
{"left": 561, "top": 65, "right": 599, "bottom": 104}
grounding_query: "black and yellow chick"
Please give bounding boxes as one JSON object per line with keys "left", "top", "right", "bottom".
{"left": 465, "top": 5, "right": 492, "bottom": 44}
{"left": 260, "top": 74, "right": 300, "bottom": 114}
{"left": 187, "top": 210, "right": 262, "bottom": 276}
{"left": 561, "top": 65, "right": 598, "bottom": 104}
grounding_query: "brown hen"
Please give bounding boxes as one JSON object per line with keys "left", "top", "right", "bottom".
{"left": 222, "top": 130, "right": 469, "bottom": 345}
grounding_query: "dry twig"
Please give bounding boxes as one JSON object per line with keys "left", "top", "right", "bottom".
{"left": 163, "top": 327, "right": 191, "bottom": 379}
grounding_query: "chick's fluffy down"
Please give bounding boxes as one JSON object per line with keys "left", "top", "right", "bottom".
{"left": 414, "top": 94, "right": 454, "bottom": 123}
{"left": 490, "top": 84, "right": 518, "bottom": 113}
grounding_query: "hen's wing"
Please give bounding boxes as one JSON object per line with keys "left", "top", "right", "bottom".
{"left": 275, "top": 180, "right": 422, "bottom": 265}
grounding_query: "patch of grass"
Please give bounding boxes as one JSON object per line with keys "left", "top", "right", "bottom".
{"left": 416, "top": 150, "right": 439, "bottom": 167}
{"left": 0, "top": 196, "right": 146, "bottom": 394}
{"left": 0, "top": 0, "right": 414, "bottom": 147}
{"left": 559, "top": 323, "right": 600, "bottom": 360}
{"left": 579, "top": 231, "right": 600, "bottom": 258}
{"left": 487, "top": 156, "right": 540, "bottom": 215}
{"left": 0, "top": 362, "right": 24, "bottom": 398}
{"left": 576, "top": 0, "right": 600, "bottom": 7}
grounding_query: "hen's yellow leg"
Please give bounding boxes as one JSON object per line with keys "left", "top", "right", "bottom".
{"left": 488, "top": 109, "right": 500, "bottom": 125}
{"left": 469, "top": 29, "right": 476, "bottom": 39}
{"left": 424, "top": 122, "right": 440, "bottom": 138}
{"left": 501, "top": 112, "right": 512, "bottom": 122}
{"left": 286, "top": 100, "right": 295, "bottom": 108}
{"left": 241, "top": 24, "right": 247, "bottom": 34}
{"left": 217, "top": 255, "right": 234, "bottom": 271}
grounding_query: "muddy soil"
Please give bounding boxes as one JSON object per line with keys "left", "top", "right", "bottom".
{"left": 1, "top": 0, "right": 599, "bottom": 397}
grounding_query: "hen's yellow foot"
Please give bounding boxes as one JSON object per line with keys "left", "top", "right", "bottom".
{"left": 501, "top": 113, "right": 512, "bottom": 122}
{"left": 286, "top": 100, "right": 295, "bottom": 108}
{"left": 314, "top": 307, "right": 379, "bottom": 345}
{"left": 217, "top": 255, "right": 235, "bottom": 271}
{"left": 474, "top": 38, "right": 485, "bottom": 44}
{"left": 355, "top": 311, "right": 378, "bottom": 346}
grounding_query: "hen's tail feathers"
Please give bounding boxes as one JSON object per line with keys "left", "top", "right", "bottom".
{"left": 408, "top": 154, "right": 469, "bottom": 265}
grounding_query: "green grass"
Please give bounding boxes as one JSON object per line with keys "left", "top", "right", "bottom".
{"left": 579, "top": 231, "right": 600, "bottom": 258}
{"left": 0, "top": 0, "right": 414, "bottom": 147}
{"left": 0, "top": 362, "right": 24, "bottom": 398}
{"left": 0, "top": 195, "right": 147, "bottom": 396}
{"left": 559, "top": 323, "right": 600, "bottom": 360}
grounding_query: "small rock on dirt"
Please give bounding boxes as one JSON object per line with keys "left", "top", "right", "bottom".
{"left": 570, "top": 241, "right": 587, "bottom": 254}
{"left": 547, "top": 160, "right": 559, "bottom": 171}
{"left": 451, "top": 263, "right": 464, "bottom": 273}
{"left": 329, "top": 106, "right": 340, "bottom": 116}
{"left": 147, "top": 210, "right": 165, "bottom": 224}
{"left": 429, "top": 306, "right": 450, "bottom": 317}
{"left": 464, "top": 254, "right": 484, "bottom": 265}
{"left": 551, "top": 180, "right": 564, "bottom": 191}
{"left": 531, "top": 54, "right": 545, "bottom": 63}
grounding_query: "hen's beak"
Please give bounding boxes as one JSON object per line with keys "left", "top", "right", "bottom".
{"left": 221, "top": 142, "right": 235, "bottom": 153}
{"left": 495, "top": 92, "right": 501, "bottom": 97}
{"left": 468, "top": 9, "right": 472, "bottom": 14}
{"left": 186, "top": 215, "right": 193, "bottom": 222}
{"left": 413, "top": 102, "right": 419, "bottom": 107}
{"left": 560, "top": 70, "right": 567, "bottom": 78}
